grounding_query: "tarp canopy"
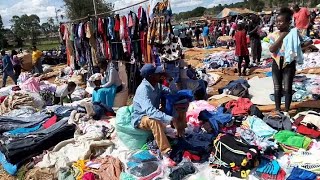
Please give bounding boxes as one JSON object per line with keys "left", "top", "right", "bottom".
{"left": 216, "top": 8, "right": 256, "bottom": 18}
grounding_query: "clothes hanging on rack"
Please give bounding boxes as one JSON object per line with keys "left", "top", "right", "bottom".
{"left": 59, "top": 1, "right": 176, "bottom": 93}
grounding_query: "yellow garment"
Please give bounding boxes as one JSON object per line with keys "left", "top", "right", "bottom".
{"left": 32, "top": 50, "right": 42, "bottom": 65}
{"left": 73, "top": 160, "right": 89, "bottom": 180}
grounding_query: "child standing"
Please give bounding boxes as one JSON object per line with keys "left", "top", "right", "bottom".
{"left": 234, "top": 23, "right": 250, "bottom": 76}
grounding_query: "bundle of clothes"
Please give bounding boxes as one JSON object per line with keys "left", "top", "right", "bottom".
{"left": 0, "top": 102, "right": 115, "bottom": 176}
{"left": 202, "top": 51, "right": 236, "bottom": 70}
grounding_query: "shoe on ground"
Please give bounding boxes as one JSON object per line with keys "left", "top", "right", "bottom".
{"left": 163, "top": 156, "right": 177, "bottom": 167}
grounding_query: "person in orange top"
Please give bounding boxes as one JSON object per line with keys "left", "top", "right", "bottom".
{"left": 234, "top": 23, "right": 250, "bottom": 76}
{"left": 293, "top": 4, "right": 310, "bottom": 36}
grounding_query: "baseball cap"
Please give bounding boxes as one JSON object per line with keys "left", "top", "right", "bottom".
{"left": 140, "top": 64, "right": 165, "bottom": 78}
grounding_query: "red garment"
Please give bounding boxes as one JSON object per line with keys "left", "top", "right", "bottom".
{"left": 83, "top": 172, "right": 96, "bottom": 180}
{"left": 261, "top": 168, "right": 286, "bottom": 180}
{"left": 297, "top": 124, "right": 320, "bottom": 139}
{"left": 114, "top": 16, "right": 120, "bottom": 32}
{"left": 43, "top": 115, "right": 57, "bottom": 129}
{"left": 98, "top": 18, "right": 110, "bottom": 59}
{"left": 225, "top": 98, "right": 253, "bottom": 116}
{"left": 0, "top": 96, "right": 6, "bottom": 103}
{"left": 234, "top": 30, "right": 249, "bottom": 56}
{"left": 183, "top": 151, "right": 200, "bottom": 161}
{"left": 293, "top": 115, "right": 305, "bottom": 126}
{"left": 163, "top": 80, "right": 169, "bottom": 87}
{"left": 314, "top": 39, "right": 320, "bottom": 44}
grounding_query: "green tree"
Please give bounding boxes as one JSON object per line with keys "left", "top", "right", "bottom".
{"left": 0, "top": 15, "right": 4, "bottom": 49}
{"left": 10, "top": 14, "right": 41, "bottom": 46}
{"left": 63, "top": 0, "right": 113, "bottom": 20}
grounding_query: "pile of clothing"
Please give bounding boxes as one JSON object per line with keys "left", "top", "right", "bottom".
{"left": 297, "top": 51, "right": 320, "bottom": 70}
{"left": 292, "top": 75, "right": 320, "bottom": 101}
{"left": 218, "top": 79, "right": 250, "bottom": 98}
{"left": 293, "top": 111, "right": 320, "bottom": 138}
{"left": 0, "top": 101, "right": 115, "bottom": 176}
{"left": 202, "top": 51, "right": 236, "bottom": 70}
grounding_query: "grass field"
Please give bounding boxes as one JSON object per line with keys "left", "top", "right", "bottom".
{"left": 7, "top": 39, "right": 60, "bottom": 51}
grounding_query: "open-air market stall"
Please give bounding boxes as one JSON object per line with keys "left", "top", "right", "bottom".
{"left": 2, "top": 1, "right": 320, "bottom": 180}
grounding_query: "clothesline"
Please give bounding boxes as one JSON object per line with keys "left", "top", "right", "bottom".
{"left": 63, "top": 0, "right": 149, "bottom": 23}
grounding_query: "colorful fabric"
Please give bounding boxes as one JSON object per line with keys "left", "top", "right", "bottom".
{"left": 274, "top": 130, "right": 312, "bottom": 150}
{"left": 92, "top": 85, "right": 116, "bottom": 107}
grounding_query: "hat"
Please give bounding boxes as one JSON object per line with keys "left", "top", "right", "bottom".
{"left": 140, "top": 64, "right": 164, "bottom": 78}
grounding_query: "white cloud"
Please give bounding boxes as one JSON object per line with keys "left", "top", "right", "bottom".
{"left": 0, "top": 0, "right": 65, "bottom": 28}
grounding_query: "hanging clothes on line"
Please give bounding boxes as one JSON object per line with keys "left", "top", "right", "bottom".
{"left": 59, "top": 0, "right": 175, "bottom": 94}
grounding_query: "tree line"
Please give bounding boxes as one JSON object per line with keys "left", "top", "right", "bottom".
{"left": 0, "top": 0, "right": 112, "bottom": 49}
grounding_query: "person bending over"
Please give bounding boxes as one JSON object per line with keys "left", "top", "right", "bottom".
{"left": 131, "top": 64, "right": 184, "bottom": 167}
{"left": 268, "top": 8, "right": 312, "bottom": 116}
{"left": 54, "top": 82, "right": 77, "bottom": 105}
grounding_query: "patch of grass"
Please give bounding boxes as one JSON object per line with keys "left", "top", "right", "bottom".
{"left": 35, "top": 43, "right": 60, "bottom": 51}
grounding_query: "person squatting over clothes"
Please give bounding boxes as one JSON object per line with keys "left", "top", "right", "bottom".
{"left": 268, "top": 7, "right": 313, "bottom": 116}
{"left": 131, "top": 64, "right": 186, "bottom": 167}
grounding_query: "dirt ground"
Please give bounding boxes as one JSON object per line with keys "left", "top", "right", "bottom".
{"left": 184, "top": 47, "right": 266, "bottom": 95}
{"left": 0, "top": 48, "right": 264, "bottom": 179}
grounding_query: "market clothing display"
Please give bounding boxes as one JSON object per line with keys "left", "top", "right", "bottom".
{"left": 0, "top": 92, "right": 38, "bottom": 115}
{"left": 0, "top": 118, "right": 75, "bottom": 164}
{"left": 263, "top": 112, "right": 292, "bottom": 131}
{"left": 244, "top": 116, "right": 277, "bottom": 138}
{"left": 186, "top": 100, "right": 216, "bottom": 127}
{"left": 198, "top": 108, "right": 232, "bottom": 136}
{"left": 202, "top": 51, "right": 236, "bottom": 70}
{"left": 225, "top": 98, "right": 253, "bottom": 116}
{"left": 274, "top": 130, "right": 312, "bottom": 150}
{"left": 212, "top": 134, "right": 261, "bottom": 178}
{"left": 2, "top": 2, "right": 320, "bottom": 180}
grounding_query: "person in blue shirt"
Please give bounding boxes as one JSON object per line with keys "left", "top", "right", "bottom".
{"left": 202, "top": 23, "right": 210, "bottom": 48}
{"left": 131, "top": 64, "right": 182, "bottom": 167}
{"left": 1, "top": 50, "right": 17, "bottom": 87}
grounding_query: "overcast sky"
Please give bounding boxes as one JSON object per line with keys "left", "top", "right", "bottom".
{"left": 0, "top": 0, "right": 243, "bottom": 28}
